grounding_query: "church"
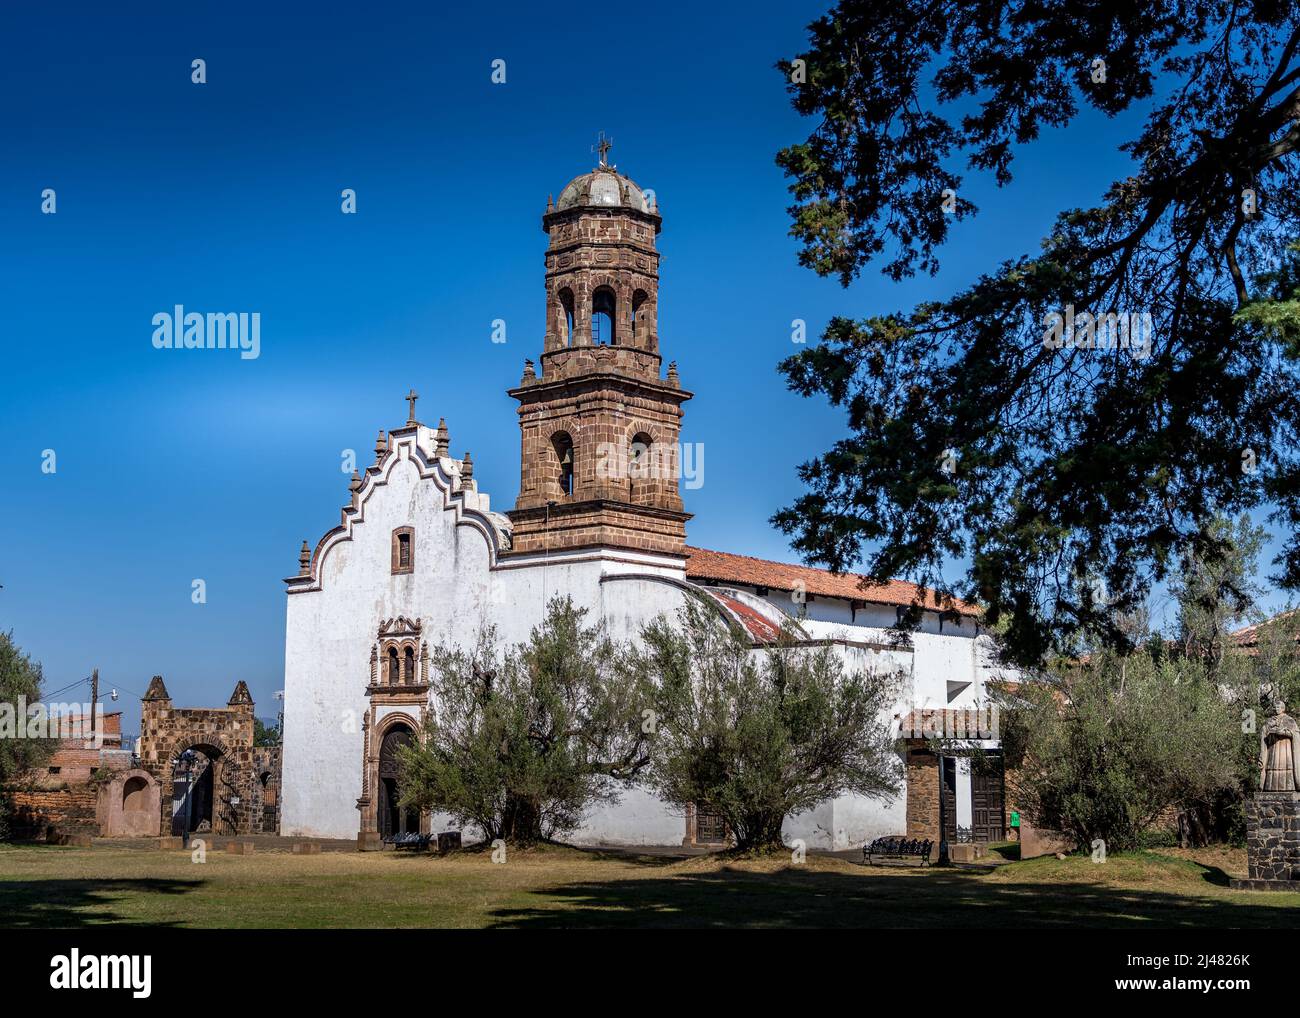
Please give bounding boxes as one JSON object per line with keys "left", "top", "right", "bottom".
{"left": 280, "top": 148, "right": 1010, "bottom": 851}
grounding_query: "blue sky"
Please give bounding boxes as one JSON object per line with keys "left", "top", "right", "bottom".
{"left": 1, "top": 1, "right": 1290, "bottom": 735}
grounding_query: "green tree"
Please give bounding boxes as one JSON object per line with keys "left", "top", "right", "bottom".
{"left": 637, "top": 599, "right": 901, "bottom": 851}
{"left": 773, "top": 1, "right": 1300, "bottom": 666}
{"left": 1243, "top": 608, "right": 1300, "bottom": 714}
{"left": 0, "top": 632, "right": 54, "bottom": 840}
{"left": 1171, "top": 514, "right": 1267, "bottom": 673}
{"left": 399, "top": 598, "right": 651, "bottom": 846}
{"left": 1165, "top": 514, "right": 1300, "bottom": 841}
{"left": 253, "top": 717, "right": 280, "bottom": 747}
{"left": 997, "top": 645, "right": 1239, "bottom": 853}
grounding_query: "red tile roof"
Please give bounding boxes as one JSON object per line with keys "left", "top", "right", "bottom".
{"left": 1231, "top": 608, "right": 1300, "bottom": 650}
{"left": 684, "top": 547, "right": 979, "bottom": 617}
{"left": 703, "top": 590, "right": 785, "bottom": 643}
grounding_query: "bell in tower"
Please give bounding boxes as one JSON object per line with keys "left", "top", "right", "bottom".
{"left": 506, "top": 139, "right": 692, "bottom": 559}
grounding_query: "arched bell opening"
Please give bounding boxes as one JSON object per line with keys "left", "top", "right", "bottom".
{"left": 592, "top": 286, "right": 617, "bottom": 345}
{"left": 552, "top": 431, "right": 575, "bottom": 498}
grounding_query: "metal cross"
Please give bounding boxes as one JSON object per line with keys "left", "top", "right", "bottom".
{"left": 594, "top": 131, "right": 612, "bottom": 167}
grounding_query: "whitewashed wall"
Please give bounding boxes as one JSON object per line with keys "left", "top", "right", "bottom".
{"left": 281, "top": 425, "right": 1003, "bottom": 847}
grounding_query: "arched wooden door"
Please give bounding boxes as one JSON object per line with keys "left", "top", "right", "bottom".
{"left": 377, "top": 725, "right": 419, "bottom": 838}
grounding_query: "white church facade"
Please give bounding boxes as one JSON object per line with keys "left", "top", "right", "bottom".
{"left": 280, "top": 150, "right": 1009, "bottom": 851}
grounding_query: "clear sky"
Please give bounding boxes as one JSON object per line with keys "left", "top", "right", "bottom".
{"left": 2, "top": 1, "right": 1290, "bottom": 736}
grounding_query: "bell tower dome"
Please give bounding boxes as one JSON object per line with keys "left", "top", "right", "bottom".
{"left": 506, "top": 140, "right": 691, "bottom": 558}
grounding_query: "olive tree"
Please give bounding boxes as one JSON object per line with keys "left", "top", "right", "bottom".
{"left": 638, "top": 599, "right": 902, "bottom": 851}
{"left": 398, "top": 598, "right": 652, "bottom": 846}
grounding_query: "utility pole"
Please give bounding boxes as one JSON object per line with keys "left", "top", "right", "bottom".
{"left": 90, "top": 668, "right": 99, "bottom": 741}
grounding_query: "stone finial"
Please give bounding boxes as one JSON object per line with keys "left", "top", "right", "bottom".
{"left": 142, "top": 675, "right": 171, "bottom": 702}
{"left": 228, "top": 680, "right": 254, "bottom": 707}
{"left": 436, "top": 418, "right": 449, "bottom": 456}
{"left": 522, "top": 358, "right": 536, "bottom": 383}
{"left": 546, "top": 193, "right": 554, "bottom": 213}
{"left": 349, "top": 470, "right": 362, "bottom": 503}
{"left": 667, "top": 360, "right": 680, "bottom": 385}
{"left": 375, "top": 429, "right": 387, "bottom": 462}
{"left": 298, "top": 540, "right": 311, "bottom": 575}
{"left": 462, "top": 451, "right": 474, "bottom": 481}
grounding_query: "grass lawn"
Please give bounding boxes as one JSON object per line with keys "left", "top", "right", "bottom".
{"left": 0, "top": 841, "right": 1296, "bottom": 928}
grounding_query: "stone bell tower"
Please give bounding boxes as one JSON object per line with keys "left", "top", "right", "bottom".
{"left": 507, "top": 139, "right": 691, "bottom": 557}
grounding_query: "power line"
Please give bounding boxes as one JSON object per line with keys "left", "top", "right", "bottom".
{"left": 42, "top": 676, "right": 91, "bottom": 699}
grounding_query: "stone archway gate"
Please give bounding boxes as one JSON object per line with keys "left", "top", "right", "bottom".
{"left": 137, "top": 676, "right": 260, "bottom": 836}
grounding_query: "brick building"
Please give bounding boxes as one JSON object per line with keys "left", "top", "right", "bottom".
{"left": 5, "top": 711, "right": 163, "bottom": 842}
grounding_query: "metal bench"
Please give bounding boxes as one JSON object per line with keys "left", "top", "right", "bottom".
{"left": 383, "top": 832, "right": 433, "bottom": 850}
{"left": 863, "top": 835, "right": 933, "bottom": 866}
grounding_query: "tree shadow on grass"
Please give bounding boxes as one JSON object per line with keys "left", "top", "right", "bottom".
{"left": 1190, "top": 862, "right": 1233, "bottom": 887}
{"left": 487, "top": 865, "right": 1300, "bottom": 929}
{"left": 0, "top": 877, "right": 198, "bottom": 928}
{"left": 385, "top": 841, "right": 695, "bottom": 870}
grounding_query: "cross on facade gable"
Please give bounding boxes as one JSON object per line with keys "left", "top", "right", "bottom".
{"left": 405, "top": 388, "right": 419, "bottom": 424}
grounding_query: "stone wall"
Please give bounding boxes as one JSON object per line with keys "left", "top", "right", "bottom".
{"left": 138, "top": 676, "right": 258, "bottom": 836}
{"left": 3, "top": 741, "right": 149, "bottom": 840}
{"left": 1004, "top": 764, "right": 1024, "bottom": 841}
{"left": 905, "top": 748, "right": 940, "bottom": 842}
{"left": 251, "top": 745, "right": 281, "bottom": 834}
{"left": 6, "top": 783, "right": 99, "bottom": 840}
{"left": 1019, "top": 821, "right": 1076, "bottom": 859}
{"left": 1245, "top": 792, "right": 1300, "bottom": 882}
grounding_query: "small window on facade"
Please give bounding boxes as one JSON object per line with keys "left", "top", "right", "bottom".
{"left": 48, "top": 766, "right": 61, "bottom": 775}
{"left": 392, "top": 527, "right": 414, "bottom": 574}
{"left": 387, "top": 646, "right": 400, "bottom": 685}
{"left": 404, "top": 646, "right": 417, "bottom": 686}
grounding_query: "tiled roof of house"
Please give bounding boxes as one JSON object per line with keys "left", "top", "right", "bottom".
{"left": 1231, "top": 608, "right": 1300, "bottom": 650}
{"left": 684, "top": 546, "right": 979, "bottom": 617}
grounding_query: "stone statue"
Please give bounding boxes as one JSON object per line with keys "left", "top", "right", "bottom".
{"left": 1235, "top": 697, "right": 1300, "bottom": 889}
{"left": 1259, "top": 700, "right": 1300, "bottom": 792}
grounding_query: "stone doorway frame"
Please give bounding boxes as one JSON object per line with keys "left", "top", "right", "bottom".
{"left": 357, "top": 709, "right": 428, "bottom": 849}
